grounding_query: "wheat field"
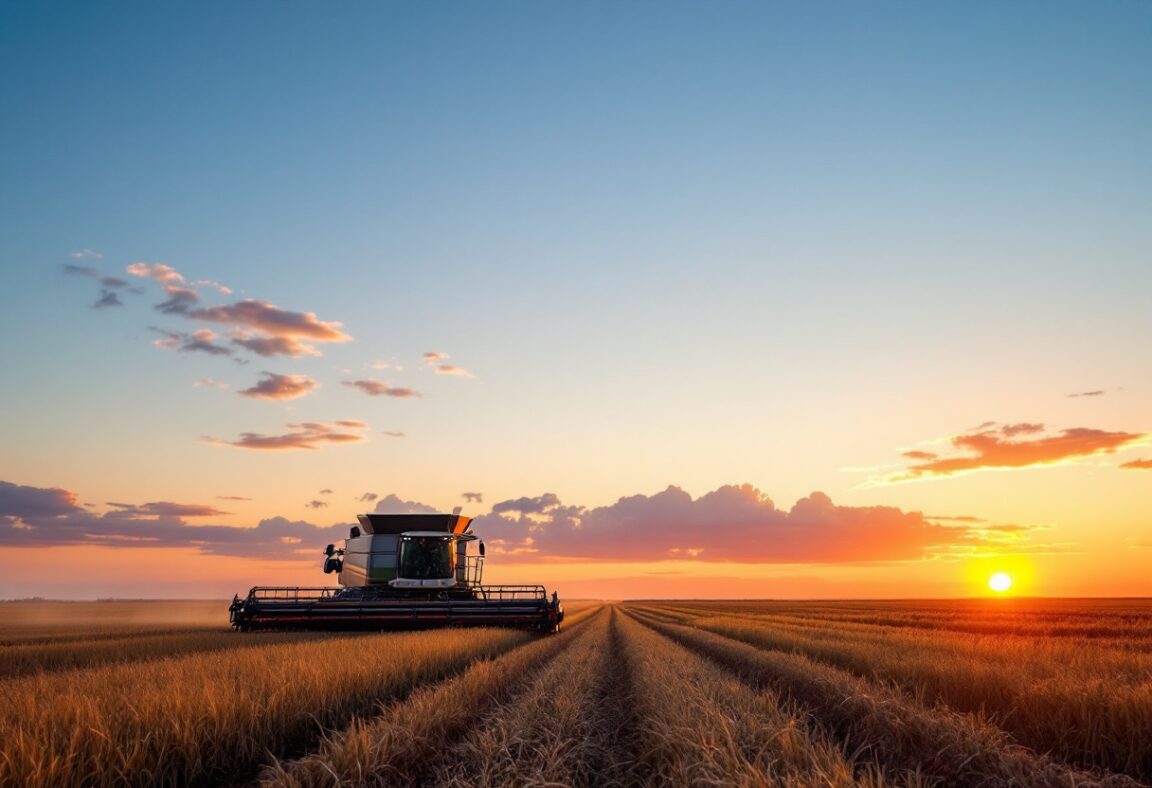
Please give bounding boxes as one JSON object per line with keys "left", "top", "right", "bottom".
{"left": 0, "top": 598, "right": 1148, "bottom": 787}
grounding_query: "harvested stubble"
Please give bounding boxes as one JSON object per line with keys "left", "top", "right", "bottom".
{"left": 645, "top": 606, "right": 1152, "bottom": 783}
{"left": 0, "top": 626, "right": 531, "bottom": 788}
{"left": 628, "top": 609, "right": 1143, "bottom": 788}
{"left": 432, "top": 606, "right": 633, "bottom": 787}
{"left": 615, "top": 609, "right": 892, "bottom": 787}
{"left": 261, "top": 603, "right": 606, "bottom": 787}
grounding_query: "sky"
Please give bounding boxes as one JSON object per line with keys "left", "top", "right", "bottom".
{"left": 1, "top": 2, "right": 1150, "bottom": 600}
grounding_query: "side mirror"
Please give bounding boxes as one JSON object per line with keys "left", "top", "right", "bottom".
{"left": 350, "top": 526, "right": 361, "bottom": 538}
{"left": 324, "top": 544, "right": 335, "bottom": 557}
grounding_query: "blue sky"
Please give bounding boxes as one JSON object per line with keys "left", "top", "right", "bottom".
{"left": 1, "top": 2, "right": 1150, "bottom": 597}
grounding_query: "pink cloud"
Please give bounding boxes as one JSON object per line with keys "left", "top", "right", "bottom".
{"left": 475, "top": 484, "right": 996, "bottom": 563}
{"left": 1121, "top": 458, "right": 1152, "bottom": 470}
{"left": 890, "top": 423, "right": 1147, "bottom": 481}
{"left": 342, "top": 379, "right": 421, "bottom": 398}
{"left": 190, "top": 300, "right": 351, "bottom": 343}
{"left": 422, "top": 351, "right": 448, "bottom": 363}
{"left": 232, "top": 335, "right": 321, "bottom": 358}
{"left": 127, "top": 262, "right": 186, "bottom": 284}
{"left": 204, "top": 421, "right": 368, "bottom": 451}
{"left": 238, "top": 372, "right": 319, "bottom": 401}
{"left": 435, "top": 364, "right": 473, "bottom": 377}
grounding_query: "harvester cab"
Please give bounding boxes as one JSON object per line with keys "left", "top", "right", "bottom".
{"left": 229, "top": 511, "right": 563, "bottom": 633}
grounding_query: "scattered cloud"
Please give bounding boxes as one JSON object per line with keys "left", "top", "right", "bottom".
{"left": 462, "top": 492, "right": 483, "bottom": 503}
{"left": 343, "top": 379, "right": 421, "bottom": 398}
{"left": 92, "top": 290, "right": 123, "bottom": 309}
{"left": 435, "top": 364, "right": 473, "bottom": 377}
{"left": 204, "top": 421, "right": 369, "bottom": 451}
{"left": 155, "top": 286, "right": 199, "bottom": 315}
{"left": 100, "top": 276, "right": 130, "bottom": 289}
{"left": 358, "top": 492, "right": 379, "bottom": 503}
{"left": 238, "top": 372, "right": 319, "bottom": 401}
{"left": 152, "top": 328, "right": 233, "bottom": 355}
{"left": 190, "top": 300, "right": 350, "bottom": 346}
{"left": 1120, "top": 458, "right": 1152, "bottom": 470}
{"left": 0, "top": 480, "right": 81, "bottom": 519}
{"left": 217, "top": 495, "right": 251, "bottom": 501}
{"left": 1068, "top": 390, "right": 1106, "bottom": 398}
{"left": 491, "top": 493, "right": 561, "bottom": 515}
{"left": 319, "top": 488, "right": 334, "bottom": 495}
{"left": 232, "top": 335, "right": 321, "bottom": 358}
{"left": 127, "top": 262, "right": 186, "bottom": 285}
{"left": 887, "top": 422, "right": 1148, "bottom": 482}
{"left": 421, "top": 351, "right": 473, "bottom": 378}
{"left": 305, "top": 500, "right": 328, "bottom": 509}
{"left": 70, "top": 249, "right": 104, "bottom": 259}
{"left": 194, "top": 378, "right": 230, "bottom": 390}
{"left": 105, "top": 501, "right": 230, "bottom": 517}
{"left": 382, "top": 431, "right": 407, "bottom": 438}
{"left": 63, "top": 263, "right": 98, "bottom": 277}
{"left": 372, "top": 494, "right": 439, "bottom": 515}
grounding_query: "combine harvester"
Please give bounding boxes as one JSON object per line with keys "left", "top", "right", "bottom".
{"left": 229, "top": 511, "right": 564, "bottom": 632}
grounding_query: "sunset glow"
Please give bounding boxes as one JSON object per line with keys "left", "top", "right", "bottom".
{"left": 989, "top": 573, "right": 1013, "bottom": 593}
{"left": 1, "top": 3, "right": 1149, "bottom": 601}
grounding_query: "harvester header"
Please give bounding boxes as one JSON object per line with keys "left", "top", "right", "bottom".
{"left": 228, "top": 511, "right": 563, "bottom": 632}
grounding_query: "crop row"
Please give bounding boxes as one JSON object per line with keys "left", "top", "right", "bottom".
{"left": 626, "top": 607, "right": 1142, "bottom": 788}
{"left": 634, "top": 602, "right": 1152, "bottom": 782}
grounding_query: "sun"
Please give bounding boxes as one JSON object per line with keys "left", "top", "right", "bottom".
{"left": 988, "top": 572, "right": 1013, "bottom": 593}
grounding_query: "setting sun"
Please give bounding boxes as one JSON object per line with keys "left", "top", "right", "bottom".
{"left": 989, "top": 572, "right": 1013, "bottom": 593}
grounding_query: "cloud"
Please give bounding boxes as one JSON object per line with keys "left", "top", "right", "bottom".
{"left": 0, "top": 479, "right": 1041, "bottom": 566}
{"left": 127, "top": 262, "right": 186, "bottom": 285}
{"left": 305, "top": 500, "right": 328, "bottom": 509}
{"left": 238, "top": 372, "right": 319, "bottom": 401}
{"left": 462, "top": 492, "right": 483, "bottom": 503}
{"left": 422, "top": 351, "right": 448, "bottom": 363}
{"left": 358, "top": 493, "right": 379, "bottom": 503}
{"left": 189, "top": 300, "right": 351, "bottom": 344}
{"left": 435, "top": 364, "right": 473, "bottom": 377}
{"left": 319, "top": 488, "right": 334, "bottom": 495}
{"left": 152, "top": 328, "right": 233, "bottom": 356}
{"left": 70, "top": 249, "right": 104, "bottom": 259}
{"left": 232, "top": 335, "right": 321, "bottom": 358}
{"left": 204, "top": 421, "right": 368, "bottom": 451}
{"left": 0, "top": 483, "right": 355, "bottom": 559}
{"left": 474, "top": 484, "right": 1005, "bottom": 563}
{"left": 155, "top": 286, "right": 200, "bottom": 315}
{"left": 63, "top": 263, "right": 98, "bottom": 277}
{"left": 888, "top": 423, "right": 1148, "bottom": 481}
{"left": 100, "top": 276, "right": 130, "bottom": 289}
{"left": 491, "top": 493, "right": 561, "bottom": 515}
{"left": 193, "top": 378, "right": 230, "bottom": 389}
{"left": 1120, "top": 458, "right": 1152, "bottom": 470}
{"left": 217, "top": 495, "right": 251, "bottom": 501}
{"left": 372, "top": 494, "right": 439, "bottom": 515}
{"left": 105, "top": 501, "right": 230, "bottom": 517}
{"left": 1068, "top": 390, "right": 1106, "bottom": 398}
{"left": 382, "top": 431, "right": 407, "bottom": 438}
{"left": 92, "top": 290, "right": 123, "bottom": 309}
{"left": 342, "top": 379, "right": 421, "bottom": 398}
{"left": 0, "top": 481, "right": 81, "bottom": 519}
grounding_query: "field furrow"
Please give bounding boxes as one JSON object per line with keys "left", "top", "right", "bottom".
{"left": 0, "top": 626, "right": 533, "bottom": 788}
{"left": 637, "top": 605, "right": 1152, "bottom": 782}
{"left": 629, "top": 609, "right": 1143, "bottom": 788}
{"left": 431, "top": 606, "right": 633, "bottom": 787}
{"left": 260, "top": 603, "right": 606, "bottom": 787}
{"left": 615, "top": 609, "right": 890, "bottom": 787}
